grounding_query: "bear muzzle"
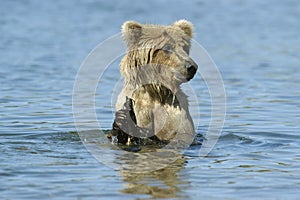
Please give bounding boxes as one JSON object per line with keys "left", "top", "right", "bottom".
{"left": 186, "top": 60, "right": 198, "bottom": 81}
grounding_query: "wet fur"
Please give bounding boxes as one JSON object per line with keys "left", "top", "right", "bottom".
{"left": 111, "top": 20, "right": 196, "bottom": 145}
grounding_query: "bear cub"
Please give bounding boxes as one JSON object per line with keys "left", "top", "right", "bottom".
{"left": 110, "top": 20, "right": 198, "bottom": 146}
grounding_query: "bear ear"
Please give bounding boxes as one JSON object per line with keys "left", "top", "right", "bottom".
{"left": 172, "top": 19, "right": 193, "bottom": 37}
{"left": 121, "top": 21, "right": 142, "bottom": 44}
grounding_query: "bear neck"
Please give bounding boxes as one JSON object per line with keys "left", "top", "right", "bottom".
{"left": 137, "top": 84, "right": 180, "bottom": 107}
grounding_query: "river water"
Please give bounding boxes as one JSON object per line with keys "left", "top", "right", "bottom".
{"left": 1, "top": 0, "right": 300, "bottom": 199}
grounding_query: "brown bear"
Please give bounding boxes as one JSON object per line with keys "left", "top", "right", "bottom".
{"left": 111, "top": 20, "right": 198, "bottom": 147}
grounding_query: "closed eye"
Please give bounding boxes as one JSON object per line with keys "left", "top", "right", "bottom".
{"left": 183, "top": 45, "right": 190, "bottom": 54}
{"left": 152, "top": 44, "right": 173, "bottom": 58}
{"left": 161, "top": 44, "right": 173, "bottom": 53}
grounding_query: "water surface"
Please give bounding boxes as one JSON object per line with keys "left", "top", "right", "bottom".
{"left": 1, "top": 0, "right": 300, "bottom": 199}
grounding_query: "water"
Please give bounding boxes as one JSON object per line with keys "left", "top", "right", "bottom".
{"left": 1, "top": 0, "right": 300, "bottom": 199}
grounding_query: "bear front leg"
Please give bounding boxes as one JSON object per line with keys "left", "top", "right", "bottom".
{"left": 110, "top": 97, "right": 158, "bottom": 145}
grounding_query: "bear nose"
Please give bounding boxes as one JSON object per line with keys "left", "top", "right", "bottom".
{"left": 186, "top": 61, "right": 198, "bottom": 80}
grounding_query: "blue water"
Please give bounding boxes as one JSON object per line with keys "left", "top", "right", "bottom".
{"left": 1, "top": 0, "right": 300, "bottom": 199}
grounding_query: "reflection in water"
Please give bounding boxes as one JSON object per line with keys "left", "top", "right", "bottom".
{"left": 119, "top": 152, "right": 186, "bottom": 199}
{"left": 79, "top": 130, "right": 201, "bottom": 198}
{"left": 78, "top": 130, "right": 192, "bottom": 198}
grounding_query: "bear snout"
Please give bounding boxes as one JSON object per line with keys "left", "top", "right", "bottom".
{"left": 186, "top": 60, "right": 198, "bottom": 81}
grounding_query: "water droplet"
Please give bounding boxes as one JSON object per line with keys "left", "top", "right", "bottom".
{"left": 111, "top": 135, "right": 118, "bottom": 144}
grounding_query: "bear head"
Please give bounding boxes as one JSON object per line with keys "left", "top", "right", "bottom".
{"left": 120, "top": 20, "right": 198, "bottom": 93}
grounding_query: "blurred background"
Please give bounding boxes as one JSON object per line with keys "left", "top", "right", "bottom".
{"left": 1, "top": 0, "right": 299, "bottom": 199}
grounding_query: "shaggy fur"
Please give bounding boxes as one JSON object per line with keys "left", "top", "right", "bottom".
{"left": 111, "top": 20, "right": 198, "bottom": 146}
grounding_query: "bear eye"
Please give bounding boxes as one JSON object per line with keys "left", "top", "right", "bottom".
{"left": 161, "top": 44, "right": 173, "bottom": 53}
{"left": 183, "top": 45, "right": 190, "bottom": 54}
